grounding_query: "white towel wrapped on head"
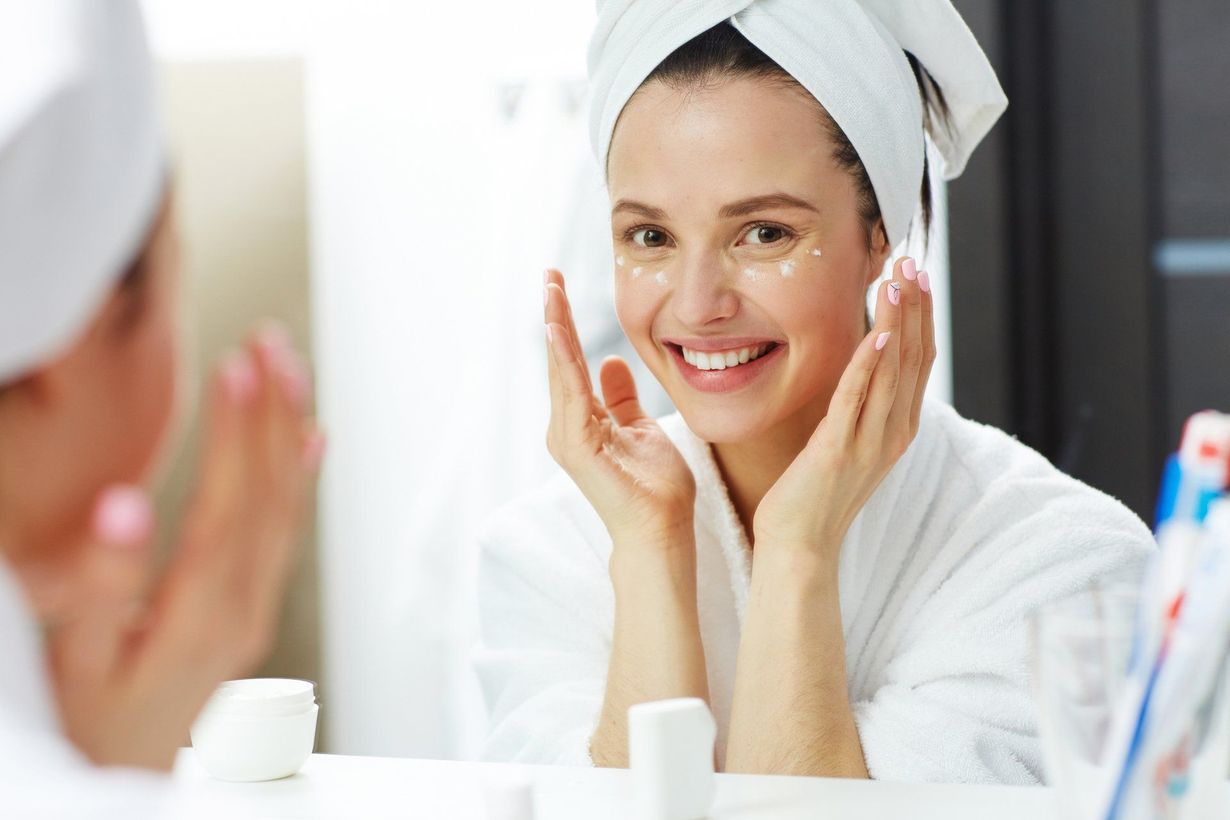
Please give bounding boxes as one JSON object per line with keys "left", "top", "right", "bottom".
{"left": 588, "top": 0, "right": 1008, "bottom": 247}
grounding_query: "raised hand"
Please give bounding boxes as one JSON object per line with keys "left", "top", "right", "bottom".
{"left": 544, "top": 269, "right": 695, "bottom": 546}
{"left": 29, "top": 325, "right": 322, "bottom": 770}
{"left": 752, "top": 257, "right": 935, "bottom": 560}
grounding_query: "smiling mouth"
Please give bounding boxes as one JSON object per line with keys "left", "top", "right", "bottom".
{"left": 671, "top": 342, "right": 780, "bottom": 371}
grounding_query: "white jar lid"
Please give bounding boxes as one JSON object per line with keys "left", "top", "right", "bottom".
{"left": 201, "top": 678, "right": 317, "bottom": 719}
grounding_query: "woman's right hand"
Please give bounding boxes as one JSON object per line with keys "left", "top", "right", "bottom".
{"left": 544, "top": 269, "right": 695, "bottom": 548}
{"left": 24, "top": 324, "right": 322, "bottom": 771}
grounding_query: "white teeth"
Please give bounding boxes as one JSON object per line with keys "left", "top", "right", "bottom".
{"left": 679, "top": 344, "right": 773, "bottom": 371}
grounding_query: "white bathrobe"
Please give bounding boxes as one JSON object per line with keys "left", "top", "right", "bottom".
{"left": 474, "top": 399, "right": 1155, "bottom": 783}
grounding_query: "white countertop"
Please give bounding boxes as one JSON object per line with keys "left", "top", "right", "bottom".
{"left": 173, "top": 750, "right": 1068, "bottom": 819}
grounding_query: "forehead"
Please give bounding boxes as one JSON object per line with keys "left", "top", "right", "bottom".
{"left": 607, "top": 77, "right": 839, "bottom": 211}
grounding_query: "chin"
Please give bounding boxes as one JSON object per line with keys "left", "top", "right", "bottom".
{"left": 672, "top": 399, "right": 779, "bottom": 445}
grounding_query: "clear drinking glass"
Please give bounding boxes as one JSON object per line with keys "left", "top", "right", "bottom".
{"left": 1032, "top": 588, "right": 1230, "bottom": 820}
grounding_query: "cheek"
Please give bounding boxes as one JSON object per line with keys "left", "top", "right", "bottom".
{"left": 120, "top": 288, "right": 182, "bottom": 479}
{"left": 614, "top": 276, "right": 658, "bottom": 349}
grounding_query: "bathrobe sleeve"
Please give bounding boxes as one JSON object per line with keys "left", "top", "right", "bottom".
{"left": 474, "top": 474, "right": 615, "bottom": 765}
{"left": 850, "top": 409, "right": 1155, "bottom": 785}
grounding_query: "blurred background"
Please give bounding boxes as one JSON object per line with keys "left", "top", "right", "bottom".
{"left": 140, "top": 0, "right": 1228, "bottom": 762}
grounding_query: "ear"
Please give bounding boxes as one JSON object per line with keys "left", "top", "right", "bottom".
{"left": 5, "top": 344, "right": 89, "bottom": 414}
{"left": 862, "top": 219, "right": 892, "bottom": 289}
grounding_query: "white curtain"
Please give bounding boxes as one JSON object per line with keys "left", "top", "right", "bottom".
{"left": 306, "top": 0, "right": 600, "bottom": 759}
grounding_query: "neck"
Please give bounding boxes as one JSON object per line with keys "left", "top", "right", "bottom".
{"left": 710, "top": 393, "right": 829, "bottom": 544}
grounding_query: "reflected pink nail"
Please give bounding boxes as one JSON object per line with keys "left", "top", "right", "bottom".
{"left": 222, "top": 353, "right": 258, "bottom": 403}
{"left": 888, "top": 282, "right": 901, "bottom": 306}
{"left": 280, "top": 356, "right": 311, "bottom": 405}
{"left": 257, "top": 321, "right": 292, "bottom": 352}
{"left": 875, "top": 331, "right": 892, "bottom": 351}
{"left": 302, "top": 431, "right": 327, "bottom": 469}
{"left": 92, "top": 485, "right": 153, "bottom": 549}
{"left": 919, "top": 271, "right": 932, "bottom": 293}
{"left": 902, "top": 258, "right": 917, "bottom": 281}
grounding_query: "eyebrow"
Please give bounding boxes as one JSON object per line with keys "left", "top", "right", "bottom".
{"left": 719, "top": 193, "right": 819, "bottom": 218}
{"left": 611, "top": 193, "right": 819, "bottom": 221}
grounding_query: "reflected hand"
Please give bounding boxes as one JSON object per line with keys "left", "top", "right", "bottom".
{"left": 544, "top": 269, "right": 695, "bottom": 547}
{"left": 24, "top": 326, "right": 323, "bottom": 770}
{"left": 753, "top": 257, "right": 935, "bottom": 562}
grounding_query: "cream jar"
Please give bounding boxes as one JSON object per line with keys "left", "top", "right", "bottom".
{"left": 191, "top": 678, "right": 319, "bottom": 782}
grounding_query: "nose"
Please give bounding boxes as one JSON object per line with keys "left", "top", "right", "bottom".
{"left": 669, "top": 251, "right": 740, "bottom": 329}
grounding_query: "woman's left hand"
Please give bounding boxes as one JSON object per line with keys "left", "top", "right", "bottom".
{"left": 752, "top": 256, "right": 935, "bottom": 563}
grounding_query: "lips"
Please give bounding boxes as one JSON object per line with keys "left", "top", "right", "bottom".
{"left": 663, "top": 339, "right": 784, "bottom": 393}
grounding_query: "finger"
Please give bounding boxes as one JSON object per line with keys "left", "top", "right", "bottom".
{"left": 884, "top": 256, "right": 923, "bottom": 438}
{"left": 853, "top": 274, "right": 905, "bottom": 440}
{"left": 599, "top": 356, "right": 648, "bottom": 427}
{"left": 821, "top": 319, "right": 892, "bottom": 446}
{"left": 47, "top": 486, "right": 155, "bottom": 686}
{"left": 912, "top": 270, "right": 937, "bottom": 431}
{"left": 545, "top": 276, "right": 594, "bottom": 396}
{"left": 546, "top": 321, "right": 598, "bottom": 447}
{"left": 190, "top": 349, "right": 258, "bottom": 530}
{"left": 245, "top": 327, "right": 314, "bottom": 609}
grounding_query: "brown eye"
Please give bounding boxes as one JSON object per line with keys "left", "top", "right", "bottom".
{"left": 744, "top": 225, "right": 787, "bottom": 245}
{"left": 633, "top": 228, "right": 668, "bottom": 248}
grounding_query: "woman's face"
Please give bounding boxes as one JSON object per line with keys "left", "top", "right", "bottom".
{"left": 0, "top": 192, "right": 182, "bottom": 565}
{"left": 608, "top": 77, "right": 889, "bottom": 445}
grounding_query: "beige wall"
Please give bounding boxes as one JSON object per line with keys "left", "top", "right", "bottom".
{"left": 156, "top": 59, "right": 324, "bottom": 744}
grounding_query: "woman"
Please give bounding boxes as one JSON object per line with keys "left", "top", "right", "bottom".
{"left": 0, "top": 1, "right": 320, "bottom": 812}
{"left": 476, "top": 0, "right": 1153, "bottom": 784}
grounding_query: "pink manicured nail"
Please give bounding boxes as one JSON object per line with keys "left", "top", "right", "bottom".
{"left": 221, "top": 352, "right": 258, "bottom": 404}
{"left": 919, "top": 271, "right": 932, "bottom": 293}
{"left": 279, "top": 355, "right": 311, "bottom": 405}
{"left": 545, "top": 325, "right": 555, "bottom": 345}
{"left": 92, "top": 485, "right": 153, "bottom": 549}
{"left": 875, "top": 331, "right": 892, "bottom": 351}
{"left": 902, "top": 258, "right": 917, "bottom": 281}
{"left": 888, "top": 282, "right": 901, "bottom": 306}
{"left": 257, "top": 321, "right": 292, "bottom": 352}
{"left": 302, "top": 431, "right": 327, "bottom": 469}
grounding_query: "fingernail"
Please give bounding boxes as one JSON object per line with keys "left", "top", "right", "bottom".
{"left": 543, "top": 269, "right": 551, "bottom": 286}
{"left": 545, "top": 325, "right": 555, "bottom": 345}
{"left": 875, "top": 331, "right": 892, "bottom": 351}
{"left": 918, "top": 271, "right": 931, "bottom": 293}
{"left": 902, "top": 257, "right": 917, "bottom": 281}
{"left": 544, "top": 284, "right": 550, "bottom": 308}
{"left": 302, "top": 431, "right": 327, "bottom": 469}
{"left": 92, "top": 486, "right": 153, "bottom": 549}
{"left": 257, "top": 320, "right": 292, "bottom": 352}
{"left": 279, "top": 355, "right": 311, "bottom": 406}
{"left": 221, "top": 352, "right": 258, "bottom": 404}
{"left": 888, "top": 282, "right": 901, "bottom": 306}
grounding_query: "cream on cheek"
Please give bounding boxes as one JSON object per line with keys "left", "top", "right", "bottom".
{"left": 738, "top": 244, "right": 825, "bottom": 284}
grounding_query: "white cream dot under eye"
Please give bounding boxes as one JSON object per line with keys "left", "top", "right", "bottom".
{"left": 811, "top": 248, "right": 823, "bottom": 257}
{"left": 779, "top": 259, "right": 796, "bottom": 277}
{"left": 743, "top": 267, "right": 761, "bottom": 281}
{"left": 631, "top": 266, "right": 643, "bottom": 278}
{"left": 615, "top": 255, "right": 625, "bottom": 267}
{"left": 654, "top": 271, "right": 667, "bottom": 285}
